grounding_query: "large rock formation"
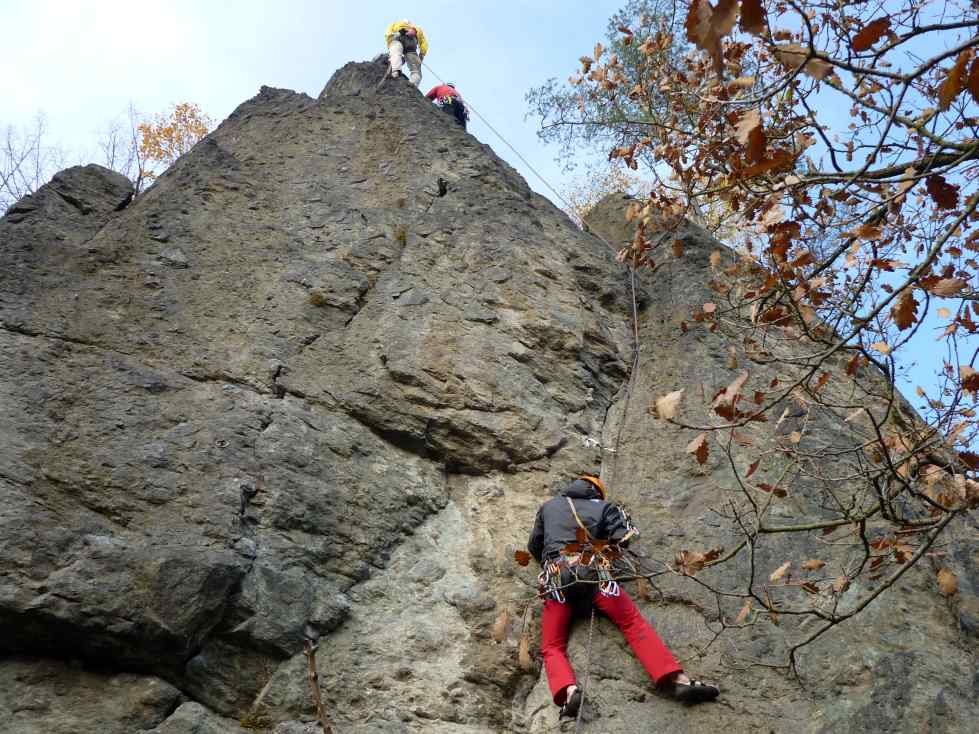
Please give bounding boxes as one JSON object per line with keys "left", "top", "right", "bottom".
{"left": 1, "top": 58, "right": 974, "bottom": 733}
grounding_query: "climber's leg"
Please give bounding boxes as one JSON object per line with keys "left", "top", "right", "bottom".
{"left": 388, "top": 40, "right": 404, "bottom": 77}
{"left": 540, "top": 599, "right": 577, "bottom": 705}
{"left": 594, "top": 589, "right": 682, "bottom": 686}
{"left": 405, "top": 51, "right": 422, "bottom": 86}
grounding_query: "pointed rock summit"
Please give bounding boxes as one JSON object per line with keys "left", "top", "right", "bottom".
{"left": 1, "top": 58, "right": 974, "bottom": 733}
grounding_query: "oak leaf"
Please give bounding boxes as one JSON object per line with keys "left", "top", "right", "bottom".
{"left": 926, "top": 278, "right": 967, "bottom": 297}
{"left": 518, "top": 632, "right": 534, "bottom": 670}
{"left": 492, "top": 608, "right": 510, "bottom": 642}
{"left": 926, "top": 174, "right": 959, "bottom": 210}
{"left": 773, "top": 43, "right": 833, "bottom": 80}
{"left": 937, "top": 567, "right": 958, "bottom": 596}
{"left": 769, "top": 560, "right": 791, "bottom": 582}
{"left": 686, "top": 432, "right": 710, "bottom": 464}
{"left": 739, "top": 0, "right": 766, "bottom": 35}
{"left": 891, "top": 289, "right": 919, "bottom": 331}
{"left": 938, "top": 50, "right": 974, "bottom": 111}
{"left": 655, "top": 389, "right": 685, "bottom": 420}
{"left": 734, "top": 599, "right": 752, "bottom": 624}
{"left": 851, "top": 17, "right": 890, "bottom": 52}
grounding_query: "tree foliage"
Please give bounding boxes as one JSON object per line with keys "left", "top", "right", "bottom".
{"left": 534, "top": 0, "right": 979, "bottom": 670}
{"left": 137, "top": 102, "right": 213, "bottom": 183}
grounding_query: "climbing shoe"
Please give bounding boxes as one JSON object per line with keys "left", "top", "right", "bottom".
{"left": 559, "top": 688, "right": 583, "bottom": 719}
{"left": 671, "top": 679, "right": 720, "bottom": 703}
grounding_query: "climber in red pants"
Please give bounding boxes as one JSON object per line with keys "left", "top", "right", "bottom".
{"left": 528, "top": 474, "right": 719, "bottom": 718}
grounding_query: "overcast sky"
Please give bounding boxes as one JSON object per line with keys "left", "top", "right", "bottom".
{"left": 1, "top": 0, "right": 616, "bottom": 202}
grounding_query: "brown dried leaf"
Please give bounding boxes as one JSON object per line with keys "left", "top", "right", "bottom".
{"left": 851, "top": 17, "right": 890, "bottom": 53}
{"left": 746, "top": 458, "right": 760, "bottom": 478}
{"left": 672, "top": 239, "right": 684, "bottom": 258}
{"left": 686, "top": 432, "right": 710, "bottom": 465}
{"left": 926, "top": 277, "right": 968, "bottom": 297}
{"left": 939, "top": 49, "right": 974, "bottom": 111}
{"left": 492, "top": 608, "right": 510, "bottom": 642}
{"left": 832, "top": 576, "right": 850, "bottom": 594}
{"left": 711, "top": 0, "right": 740, "bottom": 38}
{"left": 855, "top": 224, "right": 883, "bottom": 240}
{"left": 891, "top": 289, "right": 919, "bottom": 331}
{"left": 740, "top": 148, "right": 795, "bottom": 178}
{"left": 801, "top": 581, "right": 820, "bottom": 594}
{"left": 655, "top": 389, "right": 685, "bottom": 420}
{"left": 788, "top": 430, "right": 802, "bottom": 444}
{"left": 773, "top": 43, "right": 833, "bottom": 80}
{"left": 734, "top": 599, "right": 752, "bottom": 624}
{"left": 968, "top": 58, "right": 979, "bottom": 103}
{"left": 926, "top": 174, "right": 959, "bottom": 210}
{"left": 735, "top": 108, "right": 761, "bottom": 145}
{"left": 518, "top": 631, "right": 534, "bottom": 670}
{"left": 637, "top": 575, "right": 653, "bottom": 601}
{"left": 769, "top": 560, "right": 791, "bottom": 582}
{"left": 870, "top": 341, "right": 892, "bottom": 355}
{"left": 801, "top": 559, "right": 826, "bottom": 571}
{"left": 937, "top": 567, "right": 958, "bottom": 596}
{"left": 514, "top": 550, "right": 532, "bottom": 566}
{"left": 739, "top": 0, "right": 766, "bottom": 35}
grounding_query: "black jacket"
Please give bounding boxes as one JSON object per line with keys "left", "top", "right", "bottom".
{"left": 527, "top": 479, "right": 637, "bottom": 563}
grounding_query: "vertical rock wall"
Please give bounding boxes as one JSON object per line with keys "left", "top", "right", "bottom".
{"left": 0, "top": 59, "right": 974, "bottom": 733}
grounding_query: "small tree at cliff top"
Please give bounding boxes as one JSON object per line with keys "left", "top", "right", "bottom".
{"left": 137, "top": 102, "right": 212, "bottom": 188}
{"left": 531, "top": 0, "right": 978, "bottom": 672}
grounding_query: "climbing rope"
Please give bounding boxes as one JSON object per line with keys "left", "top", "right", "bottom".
{"left": 418, "top": 58, "right": 646, "bottom": 477}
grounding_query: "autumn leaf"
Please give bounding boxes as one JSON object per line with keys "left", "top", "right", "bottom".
{"left": 492, "top": 608, "right": 510, "bottom": 642}
{"left": 655, "top": 389, "right": 684, "bottom": 420}
{"left": 926, "top": 278, "right": 968, "bottom": 297}
{"left": 801, "top": 581, "right": 820, "bottom": 594}
{"left": 740, "top": 148, "right": 795, "bottom": 178}
{"left": 854, "top": 224, "right": 883, "bottom": 240}
{"left": 734, "top": 599, "right": 752, "bottom": 624}
{"left": 936, "top": 567, "right": 958, "bottom": 596}
{"left": 891, "top": 289, "right": 919, "bottom": 331}
{"left": 518, "top": 631, "right": 534, "bottom": 670}
{"left": 832, "top": 576, "right": 850, "bottom": 594}
{"left": 960, "top": 365, "right": 979, "bottom": 394}
{"left": 769, "top": 560, "right": 791, "bottom": 582}
{"left": 686, "top": 432, "right": 710, "bottom": 464}
{"left": 514, "top": 550, "right": 531, "bottom": 566}
{"left": 709, "top": 250, "right": 722, "bottom": 268}
{"left": 746, "top": 458, "right": 760, "bottom": 478}
{"left": 925, "top": 174, "right": 959, "bottom": 210}
{"left": 739, "top": 0, "right": 766, "bottom": 35}
{"left": 968, "top": 58, "right": 979, "bottom": 103}
{"left": 871, "top": 341, "right": 892, "bottom": 355}
{"left": 703, "top": 302, "right": 717, "bottom": 314}
{"left": 938, "top": 49, "right": 974, "bottom": 111}
{"left": 801, "top": 559, "right": 826, "bottom": 571}
{"left": 851, "top": 17, "right": 891, "bottom": 53}
{"left": 773, "top": 43, "right": 833, "bottom": 80}
{"left": 637, "top": 576, "right": 653, "bottom": 601}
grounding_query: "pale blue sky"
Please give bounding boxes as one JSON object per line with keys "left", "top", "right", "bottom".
{"left": 1, "top": 0, "right": 616, "bottom": 201}
{"left": 1, "top": 0, "right": 962, "bottom": 414}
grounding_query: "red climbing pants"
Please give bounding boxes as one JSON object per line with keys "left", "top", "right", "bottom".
{"left": 540, "top": 590, "right": 682, "bottom": 705}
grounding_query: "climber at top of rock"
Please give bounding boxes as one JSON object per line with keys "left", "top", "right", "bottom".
{"left": 425, "top": 82, "right": 469, "bottom": 130}
{"left": 528, "top": 474, "right": 720, "bottom": 719}
{"left": 385, "top": 19, "right": 427, "bottom": 86}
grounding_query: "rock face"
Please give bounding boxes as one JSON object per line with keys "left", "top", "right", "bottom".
{"left": 0, "top": 58, "right": 974, "bottom": 733}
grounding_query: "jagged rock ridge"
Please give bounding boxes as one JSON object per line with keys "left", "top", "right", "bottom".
{"left": 0, "top": 58, "right": 974, "bottom": 733}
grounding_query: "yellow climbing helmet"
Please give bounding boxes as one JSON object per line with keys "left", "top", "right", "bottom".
{"left": 579, "top": 474, "right": 607, "bottom": 500}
